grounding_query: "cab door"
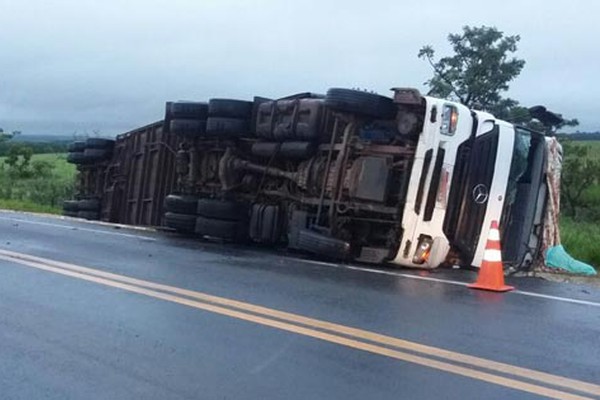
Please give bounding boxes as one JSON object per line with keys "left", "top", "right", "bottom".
{"left": 443, "top": 125, "right": 499, "bottom": 265}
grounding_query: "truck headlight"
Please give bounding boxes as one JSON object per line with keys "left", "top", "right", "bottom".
{"left": 412, "top": 235, "right": 433, "bottom": 264}
{"left": 440, "top": 105, "right": 458, "bottom": 135}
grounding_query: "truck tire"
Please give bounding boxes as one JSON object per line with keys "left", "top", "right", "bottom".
{"left": 251, "top": 141, "right": 316, "bottom": 160}
{"left": 166, "top": 101, "right": 209, "bottom": 120}
{"left": 83, "top": 148, "right": 111, "bottom": 161}
{"left": 67, "top": 152, "right": 92, "bottom": 165}
{"left": 63, "top": 200, "right": 80, "bottom": 211}
{"left": 86, "top": 138, "right": 115, "bottom": 149}
{"left": 196, "top": 199, "right": 248, "bottom": 221}
{"left": 164, "top": 194, "right": 199, "bottom": 215}
{"left": 77, "top": 211, "right": 100, "bottom": 220}
{"left": 205, "top": 117, "right": 249, "bottom": 137}
{"left": 169, "top": 119, "right": 207, "bottom": 137}
{"left": 195, "top": 216, "right": 247, "bottom": 242}
{"left": 67, "top": 141, "right": 86, "bottom": 152}
{"left": 78, "top": 198, "right": 101, "bottom": 211}
{"left": 63, "top": 210, "right": 79, "bottom": 218}
{"left": 295, "top": 229, "right": 350, "bottom": 260}
{"left": 208, "top": 99, "right": 253, "bottom": 118}
{"left": 164, "top": 212, "right": 196, "bottom": 233}
{"left": 325, "top": 88, "right": 396, "bottom": 119}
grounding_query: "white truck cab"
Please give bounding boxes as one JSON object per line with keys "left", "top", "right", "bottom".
{"left": 391, "top": 91, "right": 550, "bottom": 269}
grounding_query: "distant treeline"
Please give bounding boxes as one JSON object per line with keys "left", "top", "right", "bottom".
{"left": 558, "top": 133, "right": 600, "bottom": 141}
{"left": 0, "top": 140, "right": 69, "bottom": 156}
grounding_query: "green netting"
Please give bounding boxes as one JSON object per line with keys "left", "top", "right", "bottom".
{"left": 545, "top": 245, "right": 597, "bottom": 276}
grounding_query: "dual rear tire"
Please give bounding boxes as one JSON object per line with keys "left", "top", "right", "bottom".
{"left": 62, "top": 198, "right": 101, "bottom": 220}
{"left": 167, "top": 99, "right": 254, "bottom": 139}
{"left": 163, "top": 195, "right": 248, "bottom": 241}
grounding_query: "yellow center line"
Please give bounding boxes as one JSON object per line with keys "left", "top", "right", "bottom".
{"left": 0, "top": 250, "right": 597, "bottom": 400}
{"left": 2, "top": 249, "right": 598, "bottom": 397}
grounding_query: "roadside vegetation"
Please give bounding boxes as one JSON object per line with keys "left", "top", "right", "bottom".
{"left": 560, "top": 217, "right": 600, "bottom": 270}
{"left": 559, "top": 140, "right": 600, "bottom": 269}
{"left": 0, "top": 148, "right": 76, "bottom": 214}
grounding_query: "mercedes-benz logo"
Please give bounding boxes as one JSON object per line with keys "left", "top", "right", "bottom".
{"left": 472, "top": 184, "right": 489, "bottom": 204}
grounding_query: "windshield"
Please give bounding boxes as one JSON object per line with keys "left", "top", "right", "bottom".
{"left": 504, "top": 127, "right": 531, "bottom": 209}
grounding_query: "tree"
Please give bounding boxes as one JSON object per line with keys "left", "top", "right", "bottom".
{"left": 0, "top": 128, "right": 9, "bottom": 142}
{"left": 419, "top": 26, "right": 525, "bottom": 112}
{"left": 561, "top": 141, "right": 600, "bottom": 219}
{"left": 31, "top": 159, "right": 54, "bottom": 178}
{"left": 0, "top": 128, "right": 22, "bottom": 142}
{"left": 419, "top": 25, "right": 579, "bottom": 133}
{"left": 419, "top": 25, "right": 591, "bottom": 223}
{"left": 5, "top": 144, "right": 34, "bottom": 178}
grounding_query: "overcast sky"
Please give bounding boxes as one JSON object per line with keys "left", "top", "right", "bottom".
{"left": 0, "top": 0, "right": 597, "bottom": 136}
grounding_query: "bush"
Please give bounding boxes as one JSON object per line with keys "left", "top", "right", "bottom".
{"left": 0, "top": 153, "right": 75, "bottom": 214}
{"left": 561, "top": 217, "right": 600, "bottom": 270}
{"left": 561, "top": 141, "right": 600, "bottom": 221}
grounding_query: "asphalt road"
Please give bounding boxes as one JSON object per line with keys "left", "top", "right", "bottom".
{"left": 0, "top": 210, "right": 599, "bottom": 400}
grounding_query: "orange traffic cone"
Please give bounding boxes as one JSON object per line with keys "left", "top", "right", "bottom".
{"left": 468, "top": 220, "right": 514, "bottom": 292}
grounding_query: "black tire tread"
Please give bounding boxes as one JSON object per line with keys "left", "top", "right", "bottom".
{"left": 208, "top": 99, "right": 253, "bottom": 118}
{"left": 63, "top": 200, "right": 80, "bottom": 211}
{"left": 205, "top": 117, "right": 249, "bottom": 137}
{"left": 169, "top": 119, "right": 207, "bottom": 137}
{"left": 67, "top": 141, "right": 86, "bottom": 152}
{"left": 166, "top": 101, "right": 209, "bottom": 120}
{"left": 164, "top": 194, "right": 199, "bottom": 215}
{"left": 67, "top": 152, "right": 92, "bottom": 165}
{"left": 83, "top": 148, "right": 112, "bottom": 161}
{"left": 325, "top": 88, "right": 396, "bottom": 119}
{"left": 78, "top": 199, "right": 101, "bottom": 211}
{"left": 86, "top": 138, "right": 115, "bottom": 149}
{"left": 164, "top": 212, "right": 196, "bottom": 233}
{"left": 196, "top": 199, "right": 248, "bottom": 221}
{"left": 195, "top": 216, "right": 247, "bottom": 241}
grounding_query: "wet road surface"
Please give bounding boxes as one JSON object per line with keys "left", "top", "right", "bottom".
{"left": 0, "top": 211, "right": 599, "bottom": 399}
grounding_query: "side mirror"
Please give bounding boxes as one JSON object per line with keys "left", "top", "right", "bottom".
{"left": 528, "top": 105, "right": 564, "bottom": 127}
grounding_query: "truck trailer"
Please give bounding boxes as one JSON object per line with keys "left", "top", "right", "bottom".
{"left": 65, "top": 87, "right": 557, "bottom": 270}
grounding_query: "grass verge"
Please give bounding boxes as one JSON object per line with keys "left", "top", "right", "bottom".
{"left": 0, "top": 198, "right": 61, "bottom": 214}
{"left": 0, "top": 153, "right": 75, "bottom": 213}
{"left": 560, "top": 217, "right": 600, "bottom": 270}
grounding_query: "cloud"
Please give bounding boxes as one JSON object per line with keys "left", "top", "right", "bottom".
{"left": 0, "top": 0, "right": 597, "bottom": 135}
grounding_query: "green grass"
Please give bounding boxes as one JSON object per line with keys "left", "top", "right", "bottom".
{"left": 0, "top": 153, "right": 76, "bottom": 214}
{"left": 0, "top": 153, "right": 76, "bottom": 177}
{"left": 5, "top": 153, "right": 77, "bottom": 180}
{"left": 576, "top": 140, "right": 600, "bottom": 160}
{"left": 561, "top": 218, "right": 600, "bottom": 270}
{"left": 39, "top": 153, "right": 76, "bottom": 178}
{"left": 0, "top": 198, "right": 62, "bottom": 214}
{"left": 561, "top": 141, "right": 600, "bottom": 270}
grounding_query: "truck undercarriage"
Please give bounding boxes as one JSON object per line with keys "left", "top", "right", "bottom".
{"left": 68, "top": 88, "right": 426, "bottom": 265}
{"left": 164, "top": 90, "right": 423, "bottom": 263}
{"left": 65, "top": 87, "right": 556, "bottom": 271}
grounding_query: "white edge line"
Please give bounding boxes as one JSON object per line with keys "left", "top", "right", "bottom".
{"left": 0, "top": 209, "right": 156, "bottom": 233}
{"left": 512, "top": 290, "right": 600, "bottom": 307}
{"left": 0, "top": 216, "right": 157, "bottom": 241}
{"left": 290, "top": 257, "right": 600, "bottom": 308}
{"left": 2, "top": 212, "right": 598, "bottom": 308}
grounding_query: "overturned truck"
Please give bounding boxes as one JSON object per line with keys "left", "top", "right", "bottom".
{"left": 66, "top": 88, "right": 557, "bottom": 270}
